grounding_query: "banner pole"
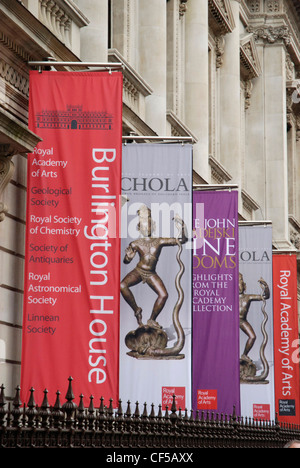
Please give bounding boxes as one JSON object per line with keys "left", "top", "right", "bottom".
{"left": 193, "top": 184, "right": 238, "bottom": 191}
{"left": 239, "top": 220, "right": 272, "bottom": 226}
{"left": 122, "top": 136, "right": 196, "bottom": 144}
{"left": 28, "top": 61, "right": 124, "bottom": 72}
{"left": 272, "top": 250, "right": 298, "bottom": 254}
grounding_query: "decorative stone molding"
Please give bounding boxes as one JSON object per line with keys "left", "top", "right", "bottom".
{"left": 241, "top": 189, "right": 260, "bottom": 218}
{"left": 246, "top": 0, "right": 284, "bottom": 14}
{"left": 286, "top": 53, "right": 296, "bottom": 80}
{"left": 167, "top": 110, "right": 198, "bottom": 142}
{"left": 209, "top": 155, "right": 232, "bottom": 184}
{"left": 239, "top": 34, "right": 261, "bottom": 110}
{"left": 240, "top": 33, "right": 262, "bottom": 80}
{"left": 266, "top": 0, "right": 282, "bottom": 13}
{"left": 244, "top": 80, "right": 254, "bottom": 110}
{"left": 208, "top": 0, "right": 235, "bottom": 36}
{"left": 0, "top": 107, "right": 41, "bottom": 222}
{"left": 247, "top": 25, "right": 291, "bottom": 46}
{"left": 289, "top": 215, "right": 300, "bottom": 250}
{"left": 286, "top": 79, "right": 300, "bottom": 129}
{"left": 244, "top": 0, "right": 300, "bottom": 74}
{"left": 0, "top": 59, "right": 29, "bottom": 98}
{"left": 108, "top": 49, "right": 153, "bottom": 122}
{"left": 0, "top": 152, "right": 14, "bottom": 222}
{"left": 179, "top": 0, "right": 189, "bottom": 18}
{"left": 0, "top": 31, "right": 33, "bottom": 63}
{"left": 0, "top": 0, "right": 86, "bottom": 63}
{"left": 38, "top": 0, "right": 89, "bottom": 48}
{"left": 296, "top": 116, "right": 300, "bottom": 141}
{"left": 215, "top": 36, "right": 226, "bottom": 68}
{"left": 246, "top": 0, "right": 261, "bottom": 13}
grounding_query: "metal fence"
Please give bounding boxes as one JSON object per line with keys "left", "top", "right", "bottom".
{"left": 1, "top": 377, "right": 299, "bottom": 449}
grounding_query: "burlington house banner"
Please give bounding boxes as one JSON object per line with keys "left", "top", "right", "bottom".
{"left": 21, "top": 71, "right": 123, "bottom": 405}
{"left": 120, "top": 143, "right": 193, "bottom": 410}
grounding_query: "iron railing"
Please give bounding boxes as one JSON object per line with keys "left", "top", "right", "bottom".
{"left": 0, "top": 377, "right": 299, "bottom": 449}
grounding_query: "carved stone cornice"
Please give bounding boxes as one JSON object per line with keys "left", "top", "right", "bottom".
{"left": 208, "top": 0, "right": 236, "bottom": 36}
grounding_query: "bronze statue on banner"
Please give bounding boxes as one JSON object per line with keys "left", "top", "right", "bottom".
{"left": 120, "top": 204, "right": 188, "bottom": 360}
{"left": 239, "top": 273, "right": 271, "bottom": 384}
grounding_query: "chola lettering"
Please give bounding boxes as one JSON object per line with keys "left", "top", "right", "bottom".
{"left": 122, "top": 177, "right": 188, "bottom": 192}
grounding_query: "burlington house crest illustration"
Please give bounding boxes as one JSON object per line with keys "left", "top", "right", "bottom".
{"left": 35, "top": 105, "right": 113, "bottom": 130}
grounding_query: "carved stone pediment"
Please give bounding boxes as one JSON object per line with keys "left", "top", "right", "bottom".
{"left": 240, "top": 33, "right": 262, "bottom": 80}
{"left": 208, "top": 0, "right": 235, "bottom": 36}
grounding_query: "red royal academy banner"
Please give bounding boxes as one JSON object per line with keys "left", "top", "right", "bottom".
{"left": 273, "top": 254, "right": 300, "bottom": 425}
{"left": 21, "top": 71, "right": 123, "bottom": 405}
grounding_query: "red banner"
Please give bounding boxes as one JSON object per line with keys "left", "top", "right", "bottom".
{"left": 273, "top": 254, "right": 300, "bottom": 425}
{"left": 21, "top": 71, "right": 122, "bottom": 405}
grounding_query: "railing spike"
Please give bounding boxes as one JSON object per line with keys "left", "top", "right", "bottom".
{"left": 150, "top": 403, "right": 155, "bottom": 419}
{"left": 117, "top": 399, "right": 123, "bottom": 417}
{"left": 142, "top": 402, "right": 148, "bottom": 418}
{"left": 134, "top": 401, "right": 140, "bottom": 418}
{"left": 0, "top": 384, "right": 7, "bottom": 426}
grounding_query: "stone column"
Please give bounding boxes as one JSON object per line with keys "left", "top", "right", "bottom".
{"left": 287, "top": 117, "right": 297, "bottom": 217}
{"left": 264, "top": 44, "right": 289, "bottom": 247}
{"left": 296, "top": 120, "right": 300, "bottom": 221}
{"left": 77, "top": 0, "right": 108, "bottom": 62}
{"left": 246, "top": 28, "right": 290, "bottom": 247}
{"left": 138, "top": 0, "right": 167, "bottom": 135}
{"left": 184, "top": 0, "right": 209, "bottom": 180}
{"left": 245, "top": 44, "right": 266, "bottom": 212}
{"left": 219, "top": 0, "right": 241, "bottom": 186}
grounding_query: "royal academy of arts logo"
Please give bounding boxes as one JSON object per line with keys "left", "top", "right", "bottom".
{"left": 35, "top": 105, "right": 113, "bottom": 131}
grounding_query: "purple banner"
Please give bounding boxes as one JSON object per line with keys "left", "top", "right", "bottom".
{"left": 193, "top": 191, "right": 240, "bottom": 416}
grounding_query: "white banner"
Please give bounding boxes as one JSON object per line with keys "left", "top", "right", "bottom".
{"left": 239, "top": 225, "right": 275, "bottom": 420}
{"left": 120, "top": 144, "right": 192, "bottom": 410}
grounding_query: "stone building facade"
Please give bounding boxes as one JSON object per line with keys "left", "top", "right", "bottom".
{"left": 0, "top": 0, "right": 299, "bottom": 397}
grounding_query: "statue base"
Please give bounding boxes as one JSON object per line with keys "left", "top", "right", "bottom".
{"left": 240, "top": 357, "right": 269, "bottom": 385}
{"left": 127, "top": 351, "right": 185, "bottom": 360}
{"left": 125, "top": 324, "right": 185, "bottom": 360}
